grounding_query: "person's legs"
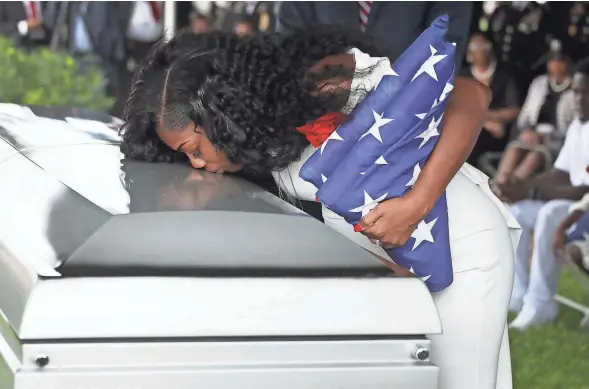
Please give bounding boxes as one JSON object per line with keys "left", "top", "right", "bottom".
{"left": 512, "top": 150, "right": 545, "bottom": 180}
{"left": 510, "top": 199, "right": 573, "bottom": 329}
{"left": 495, "top": 145, "right": 525, "bottom": 184}
{"left": 508, "top": 200, "right": 545, "bottom": 311}
{"left": 429, "top": 226, "right": 515, "bottom": 389}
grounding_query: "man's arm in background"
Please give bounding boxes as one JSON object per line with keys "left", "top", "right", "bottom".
{"left": 426, "top": 2, "right": 473, "bottom": 70}
{"left": 276, "top": 1, "right": 316, "bottom": 32}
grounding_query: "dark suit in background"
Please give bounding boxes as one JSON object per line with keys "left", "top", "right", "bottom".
{"left": 44, "top": 1, "right": 133, "bottom": 117}
{"left": 277, "top": 1, "right": 473, "bottom": 71}
{"left": 0, "top": 1, "right": 51, "bottom": 48}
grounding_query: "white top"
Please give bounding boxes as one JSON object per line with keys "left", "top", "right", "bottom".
{"left": 273, "top": 49, "right": 522, "bottom": 273}
{"left": 554, "top": 119, "right": 589, "bottom": 187}
{"left": 570, "top": 193, "right": 589, "bottom": 214}
{"left": 127, "top": 1, "right": 163, "bottom": 43}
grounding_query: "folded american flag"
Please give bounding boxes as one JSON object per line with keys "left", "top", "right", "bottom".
{"left": 300, "top": 15, "right": 456, "bottom": 292}
{"left": 566, "top": 213, "right": 589, "bottom": 243}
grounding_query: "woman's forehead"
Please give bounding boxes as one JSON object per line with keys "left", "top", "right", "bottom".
{"left": 156, "top": 117, "right": 195, "bottom": 150}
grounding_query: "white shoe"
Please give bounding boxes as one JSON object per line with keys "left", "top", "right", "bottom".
{"left": 508, "top": 304, "right": 558, "bottom": 331}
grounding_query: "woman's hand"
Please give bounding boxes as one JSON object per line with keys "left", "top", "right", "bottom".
{"left": 495, "top": 179, "right": 532, "bottom": 203}
{"left": 357, "top": 192, "right": 429, "bottom": 249}
{"left": 483, "top": 120, "right": 505, "bottom": 138}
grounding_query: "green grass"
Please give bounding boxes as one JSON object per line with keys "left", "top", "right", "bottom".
{"left": 510, "top": 266, "right": 589, "bottom": 389}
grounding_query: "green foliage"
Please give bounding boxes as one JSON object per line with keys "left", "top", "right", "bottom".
{"left": 0, "top": 37, "right": 113, "bottom": 111}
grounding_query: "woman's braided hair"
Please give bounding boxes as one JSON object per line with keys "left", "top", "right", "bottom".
{"left": 120, "top": 27, "right": 381, "bottom": 172}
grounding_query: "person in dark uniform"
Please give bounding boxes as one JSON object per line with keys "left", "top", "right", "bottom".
{"left": 0, "top": 1, "right": 51, "bottom": 48}
{"left": 277, "top": 2, "right": 473, "bottom": 71}
{"left": 488, "top": 2, "right": 552, "bottom": 97}
{"left": 563, "top": 2, "right": 589, "bottom": 63}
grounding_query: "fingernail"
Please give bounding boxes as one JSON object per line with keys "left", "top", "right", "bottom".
{"left": 354, "top": 224, "right": 363, "bottom": 232}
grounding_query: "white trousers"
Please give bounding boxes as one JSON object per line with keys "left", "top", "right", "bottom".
{"left": 429, "top": 226, "right": 515, "bottom": 389}
{"left": 322, "top": 193, "right": 516, "bottom": 389}
{"left": 509, "top": 199, "right": 572, "bottom": 311}
{"left": 276, "top": 152, "right": 518, "bottom": 389}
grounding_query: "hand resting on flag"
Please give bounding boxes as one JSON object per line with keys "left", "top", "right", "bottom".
{"left": 357, "top": 77, "right": 490, "bottom": 249}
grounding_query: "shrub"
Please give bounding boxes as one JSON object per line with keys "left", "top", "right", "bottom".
{"left": 0, "top": 37, "right": 114, "bottom": 111}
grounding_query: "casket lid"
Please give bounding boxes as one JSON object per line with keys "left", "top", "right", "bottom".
{"left": 0, "top": 104, "right": 388, "bottom": 276}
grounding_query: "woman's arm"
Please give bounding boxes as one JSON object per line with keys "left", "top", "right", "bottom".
{"left": 409, "top": 76, "right": 491, "bottom": 215}
{"left": 487, "top": 107, "right": 520, "bottom": 124}
{"left": 486, "top": 75, "right": 521, "bottom": 124}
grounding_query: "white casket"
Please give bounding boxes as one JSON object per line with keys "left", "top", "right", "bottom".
{"left": 0, "top": 105, "right": 441, "bottom": 389}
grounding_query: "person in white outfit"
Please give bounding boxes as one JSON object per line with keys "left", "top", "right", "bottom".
{"left": 494, "top": 65, "right": 589, "bottom": 330}
{"left": 121, "top": 29, "right": 521, "bottom": 389}
{"left": 554, "top": 192, "right": 589, "bottom": 273}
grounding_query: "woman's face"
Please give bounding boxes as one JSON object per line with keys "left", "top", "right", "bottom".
{"left": 547, "top": 58, "right": 569, "bottom": 80}
{"left": 155, "top": 53, "right": 356, "bottom": 173}
{"left": 156, "top": 121, "right": 243, "bottom": 174}
{"left": 467, "top": 35, "right": 492, "bottom": 66}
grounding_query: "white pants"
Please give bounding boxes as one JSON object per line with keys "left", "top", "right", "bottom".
{"left": 509, "top": 199, "right": 572, "bottom": 312}
{"left": 322, "top": 190, "right": 516, "bottom": 389}
{"left": 276, "top": 152, "right": 518, "bottom": 389}
{"left": 429, "top": 228, "right": 515, "bottom": 389}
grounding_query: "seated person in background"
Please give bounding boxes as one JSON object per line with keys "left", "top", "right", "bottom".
{"left": 553, "top": 192, "right": 589, "bottom": 275}
{"left": 494, "top": 64, "right": 589, "bottom": 331}
{"left": 495, "top": 47, "right": 575, "bottom": 184}
{"left": 461, "top": 32, "right": 521, "bottom": 169}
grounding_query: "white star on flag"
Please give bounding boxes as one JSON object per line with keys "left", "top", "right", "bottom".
{"left": 409, "top": 267, "right": 432, "bottom": 282}
{"left": 411, "top": 45, "right": 448, "bottom": 82}
{"left": 374, "top": 66, "right": 399, "bottom": 90}
{"left": 439, "top": 82, "right": 454, "bottom": 102}
{"left": 321, "top": 174, "right": 327, "bottom": 183}
{"left": 349, "top": 190, "right": 389, "bottom": 218}
{"left": 359, "top": 110, "right": 393, "bottom": 143}
{"left": 375, "top": 155, "right": 388, "bottom": 165}
{"left": 411, "top": 217, "right": 437, "bottom": 251}
{"left": 405, "top": 163, "right": 421, "bottom": 187}
{"left": 320, "top": 129, "right": 344, "bottom": 154}
{"left": 415, "top": 113, "right": 443, "bottom": 149}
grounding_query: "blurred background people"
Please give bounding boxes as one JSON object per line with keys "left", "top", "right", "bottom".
{"left": 461, "top": 32, "right": 521, "bottom": 170}
{"left": 0, "top": 1, "right": 51, "bottom": 48}
{"left": 502, "top": 63, "right": 589, "bottom": 330}
{"left": 277, "top": 1, "right": 473, "bottom": 70}
{"left": 233, "top": 15, "right": 255, "bottom": 35}
{"left": 189, "top": 11, "right": 213, "bottom": 34}
{"left": 126, "top": 1, "right": 164, "bottom": 69}
{"left": 495, "top": 42, "right": 575, "bottom": 184}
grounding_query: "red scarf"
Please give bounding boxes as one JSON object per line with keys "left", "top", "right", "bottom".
{"left": 295, "top": 112, "right": 349, "bottom": 204}
{"left": 296, "top": 112, "right": 348, "bottom": 147}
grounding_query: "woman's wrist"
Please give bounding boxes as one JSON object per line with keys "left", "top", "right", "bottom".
{"left": 406, "top": 185, "right": 436, "bottom": 220}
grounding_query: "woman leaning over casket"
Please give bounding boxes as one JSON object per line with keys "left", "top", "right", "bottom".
{"left": 120, "top": 28, "right": 521, "bottom": 389}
